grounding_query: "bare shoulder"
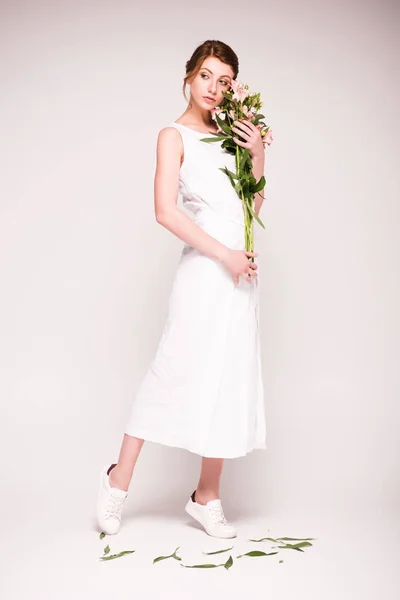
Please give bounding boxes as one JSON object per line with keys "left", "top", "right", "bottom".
{"left": 156, "top": 126, "right": 183, "bottom": 163}
{"left": 157, "top": 125, "right": 182, "bottom": 141}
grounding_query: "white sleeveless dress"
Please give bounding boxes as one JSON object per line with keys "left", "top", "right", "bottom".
{"left": 124, "top": 122, "right": 267, "bottom": 458}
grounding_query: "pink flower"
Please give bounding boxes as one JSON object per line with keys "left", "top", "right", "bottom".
{"left": 230, "top": 79, "right": 249, "bottom": 102}
{"left": 211, "top": 107, "right": 224, "bottom": 124}
{"left": 242, "top": 105, "right": 259, "bottom": 124}
{"left": 262, "top": 128, "right": 274, "bottom": 145}
{"left": 210, "top": 107, "right": 225, "bottom": 132}
{"left": 233, "top": 86, "right": 248, "bottom": 102}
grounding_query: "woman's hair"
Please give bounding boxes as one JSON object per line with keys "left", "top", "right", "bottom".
{"left": 182, "top": 39, "right": 239, "bottom": 102}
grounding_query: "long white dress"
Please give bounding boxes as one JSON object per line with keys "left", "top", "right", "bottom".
{"left": 124, "top": 121, "right": 267, "bottom": 458}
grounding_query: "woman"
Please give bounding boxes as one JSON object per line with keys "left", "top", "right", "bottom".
{"left": 97, "top": 39, "right": 267, "bottom": 539}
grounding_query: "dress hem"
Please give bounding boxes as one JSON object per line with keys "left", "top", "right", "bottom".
{"left": 123, "top": 427, "right": 267, "bottom": 459}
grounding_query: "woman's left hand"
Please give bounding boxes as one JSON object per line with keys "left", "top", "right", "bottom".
{"left": 231, "top": 118, "right": 264, "bottom": 160}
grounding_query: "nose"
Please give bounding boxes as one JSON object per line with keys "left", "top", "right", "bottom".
{"left": 208, "top": 79, "right": 217, "bottom": 95}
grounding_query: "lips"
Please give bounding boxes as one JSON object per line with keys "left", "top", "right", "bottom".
{"left": 203, "top": 96, "right": 215, "bottom": 102}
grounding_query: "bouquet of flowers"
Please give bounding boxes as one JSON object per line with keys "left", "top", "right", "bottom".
{"left": 200, "top": 79, "right": 273, "bottom": 257}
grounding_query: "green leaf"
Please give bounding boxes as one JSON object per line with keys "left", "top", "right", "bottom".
{"left": 224, "top": 555, "right": 234, "bottom": 569}
{"left": 172, "top": 546, "right": 182, "bottom": 561}
{"left": 242, "top": 180, "right": 250, "bottom": 197}
{"left": 249, "top": 536, "right": 316, "bottom": 543}
{"left": 239, "top": 148, "right": 250, "bottom": 171}
{"left": 221, "top": 139, "right": 236, "bottom": 152}
{"left": 247, "top": 202, "right": 266, "bottom": 229}
{"left": 223, "top": 168, "right": 239, "bottom": 180}
{"left": 180, "top": 562, "right": 221, "bottom": 568}
{"left": 252, "top": 113, "right": 265, "bottom": 125}
{"left": 200, "top": 135, "right": 226, "bottom": 143}
{"left": 250, "top": 175, "right": 266, "bottom": 194}
{"left": 237, "top": 550, "right": 278, "bottom": 558}
{"left": 248, "top": 173, "right": 257, "bottom": 188}
{"left": 221, "top": 172, "right": 236, "bottom": 191}
{"left": 276, "top": 541, "right": 313, "bottom": 551}
{"left": 103, "top": 544, "right": 110, "bottom": 555}
{"left": 215, "top": 112, "right": 231, "bottom": 135}
{"left": 153, "top": 554, "right": 173, "bottom": 563}
{"left": 219, "top": 166, "right": 238, "bottom": 190}
{"left": 153, "top": 546, "right": 182, "bottom": 563}
{"left": 276, "top": 537, "right": 316, "bottom": 541}
{"left": 99, "top": 532, "right": 106, "bottom": 539}
{"left": 203, "top": 546, "right": 234, "bottom": 555}
{"left": 99, "top": 550, "right": 135, "bottom": 561}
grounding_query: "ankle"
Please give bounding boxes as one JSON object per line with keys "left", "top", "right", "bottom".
{"left": 108, "top": 464, "right": 130, "bottom": 492}
{"left": 194, "top": 488, "right": 220, "bottom": 505}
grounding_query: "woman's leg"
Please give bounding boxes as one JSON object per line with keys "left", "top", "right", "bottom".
{"left": 108, "top": 434, "right": 145, "bottom": 492}
{"left": 195, "top": 457, "right": 224, "bottom": 504}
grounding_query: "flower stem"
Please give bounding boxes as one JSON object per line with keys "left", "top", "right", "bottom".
{"left": 236, "top": 144, "right": 254, "bottom": 260}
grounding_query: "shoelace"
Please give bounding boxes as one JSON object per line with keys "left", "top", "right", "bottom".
{"left": 105, "top": 494, "right": 126, "bottom": 519}
{"left": 208, "top": 504, "right": 228, "bottom": 525}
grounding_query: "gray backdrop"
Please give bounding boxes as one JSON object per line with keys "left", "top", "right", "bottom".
{"left": 0, "top": 1, "right": 398, "bottom": 598}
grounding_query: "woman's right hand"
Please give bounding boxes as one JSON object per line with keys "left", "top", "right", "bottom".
{"left": 219, "top": 248, "right": 259, "bottom": 285}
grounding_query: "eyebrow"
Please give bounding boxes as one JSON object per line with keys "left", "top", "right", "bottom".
{"left": 201, "top": 67, "right": 232, "bottom": 80}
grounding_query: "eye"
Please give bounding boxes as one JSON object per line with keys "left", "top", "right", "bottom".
{"left": 200, "top": 73, "right": 229, "bottom": 86}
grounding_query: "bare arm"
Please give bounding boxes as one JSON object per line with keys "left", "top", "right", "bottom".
{"left": 154, "top": 127, "right": 229, "bottom": 262}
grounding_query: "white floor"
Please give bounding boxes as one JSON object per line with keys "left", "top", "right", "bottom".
{"left": 2, "top": 492, "right": 397, "bottom": 599}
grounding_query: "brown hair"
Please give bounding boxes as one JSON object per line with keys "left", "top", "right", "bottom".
{"left": 182, "top": 39, "right": 239, "bottom": 102}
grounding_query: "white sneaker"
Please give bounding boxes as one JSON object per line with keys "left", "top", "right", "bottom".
{"left": 184, "top": 490, "right": 237, "bottom": 538}
{"left": 96, "top": 463, "right": 128, "bottom": 535}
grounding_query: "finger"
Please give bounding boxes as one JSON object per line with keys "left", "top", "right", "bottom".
{"left": 232, "top": 125, "right": 250, "bottom": 137}
{"left": 233, "top": 137, "right": 249, "bottom": 147}
{"left": 237, "top": 119, "right": 254, "bottom": 133}
{"left": 234, "top": 119, "right": 253, "bottom": 130}
{"left": 245, "top": 251, "right": 258, "bottom": 257}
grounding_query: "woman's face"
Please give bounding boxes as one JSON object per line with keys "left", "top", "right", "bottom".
{"left": 189, "top": 55, "right": 235, "bottom": 109}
